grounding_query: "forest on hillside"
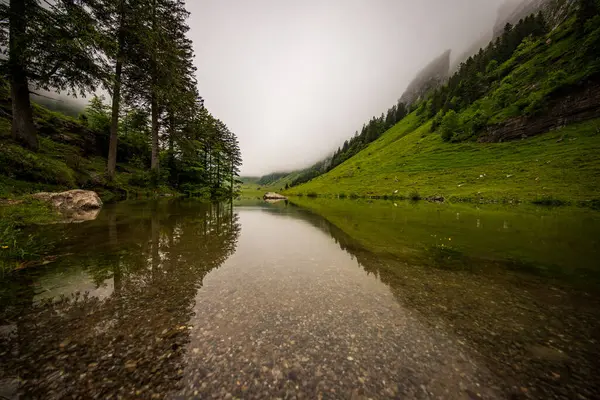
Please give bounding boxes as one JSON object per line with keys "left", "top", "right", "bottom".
{"left": 0, "top": 0, "right": 241, "bottom": 198}
{"left": 285, "top": 0, "right": 600, "bottom": 189}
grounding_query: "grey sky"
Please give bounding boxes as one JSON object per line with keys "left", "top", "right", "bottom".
{"left": 186, "top": 0, "right": 506, "bottom": 176}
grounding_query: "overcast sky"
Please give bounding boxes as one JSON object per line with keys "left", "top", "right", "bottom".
{"left": 186, "top": 0, "right": 507, "bottom": 176}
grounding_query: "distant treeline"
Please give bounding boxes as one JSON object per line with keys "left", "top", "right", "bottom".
{"left": 257, "top": 172, "right": 290, "bottom": 186}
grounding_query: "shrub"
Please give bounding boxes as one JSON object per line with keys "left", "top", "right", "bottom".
{"left": 128, "top": 170, "right": 153, "bottom": 187}
{"left": 408, "top": 189, "right": 422, "bottom": 201}
{"left": 486, "top": 59, "right": 499, "bottom": 75}
{"left": 439, "top": 110, "right": 460, "bottom": 142}
{"left": 531, "top": 196, "right": 568, "bottom": 206}
{"left": 0, "top": 143, "right": 75, "bottom": 187}
{"left": 430, "top": 111, "right": 444, "bottom": 133}
{"left": 180, "top": 184, "right": 210, "bottom": 198}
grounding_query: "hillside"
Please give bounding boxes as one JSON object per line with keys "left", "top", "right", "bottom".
{"left": 285, "top": 114, "right": 600, "bottom": 205}
{"left": 0, "top": 89, "right": 239, "bottom": 202}
{"left": 285, "top": 5, "right": 600, "bottom": 206}
{"left": 239, "top": 171, "right": 304, "bottom": 198}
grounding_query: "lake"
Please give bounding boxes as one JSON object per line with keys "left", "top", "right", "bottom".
{"left": 1, "top": 198, "right": 599, "bottom": 399}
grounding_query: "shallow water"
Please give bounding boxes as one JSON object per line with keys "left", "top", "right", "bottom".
{"left": 1, "top": 199, "right": 599, "bottom": 399}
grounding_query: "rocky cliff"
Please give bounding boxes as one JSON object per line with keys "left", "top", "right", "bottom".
{"left": 480, "top": 78, "right": 600, "bottom": 143}
{"left": 400, "top": 50, "right": 451, "bottom": 106}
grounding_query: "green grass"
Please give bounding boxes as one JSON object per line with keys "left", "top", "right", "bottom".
{"left": 238, "top": 183, "right": 266, "bottom": 199}
{"left": 0, "top": 199, "right": 62, "bottom": 272}
{"left": 286, "top": 114, "right": 600, "bottom": 205}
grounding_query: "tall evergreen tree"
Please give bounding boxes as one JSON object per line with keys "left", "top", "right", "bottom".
{"left": 89, "top": 0, "right": 149, "bottom": 178}
{"left": 0, "top": 0, "right": 107, "bottom": 150}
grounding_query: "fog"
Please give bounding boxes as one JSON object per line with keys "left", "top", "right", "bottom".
{"left": 187, "top": 0, "right": 507, "bottom": 176}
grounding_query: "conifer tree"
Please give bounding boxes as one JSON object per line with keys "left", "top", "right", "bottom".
{"left": 0, "top": 0, "right": 107, "bottom": 150}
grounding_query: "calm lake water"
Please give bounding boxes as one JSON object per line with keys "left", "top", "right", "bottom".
{"left": 1, "top": 199, "right": 600, "bottom": 399}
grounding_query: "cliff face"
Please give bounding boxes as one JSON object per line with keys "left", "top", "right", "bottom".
{"left": 400, "top": 50, "right": 451, "bottom": 106}
{"left": 480, "top": 79, "right": 600, "bottom": 143}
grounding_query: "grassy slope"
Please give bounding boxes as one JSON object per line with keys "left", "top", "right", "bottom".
{"left": 286, "top": 112, "right": 600, "bottom": 204}
{"left": 239, "top": 172, "right": 302, "bottom": 199}
{"left": 0, "top": 102, "right": 177, "bottom": 201}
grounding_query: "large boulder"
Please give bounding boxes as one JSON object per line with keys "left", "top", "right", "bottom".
{"left": 32, "top": 190, "right": 103, "bottom": 222}
{"left": 263, "top": 192, "right": 287, "bottom": 200}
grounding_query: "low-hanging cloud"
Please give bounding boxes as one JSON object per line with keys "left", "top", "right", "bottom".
{"left": 186, "top": 0, "right": 508, "bottom": 176}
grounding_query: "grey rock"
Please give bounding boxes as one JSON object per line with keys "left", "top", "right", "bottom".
{"left": 32, "top": 189, "right": 103, "bottom": 222}
{"left": 263, "top": 192, "right": 287, "bottom": 200}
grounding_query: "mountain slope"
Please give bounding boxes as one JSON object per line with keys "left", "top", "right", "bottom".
{"left": 285, "top": 113, "right": 600, "bottom": 205}
{"left": 285, "top": 5, "right": 600, "bottom": 206}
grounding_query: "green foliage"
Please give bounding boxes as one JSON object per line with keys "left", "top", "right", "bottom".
{"left": 0, "top": 142, "right": 75, "bottom": 187}
{"left": 486, "top": 59, "right": 499, "bottom": 74}
{"left": 0, "top": 0, "right": 241, "bottom": 200}
{"left": 258, "top": 172, "right": 290, "bottom": 185}
{"left": 0, "top": 200, "right": 60, "bottom": 271}
{"left": 531, "top": 196, "right": 569, "bottom": 206}
{"left": 439, "top": 110, "right": 460, "bottom": 142}
{"left": 408, "top": 190, "right": 422, "bottom": 201}
{"left": 84, "top": 96, "right": 111, "bottom": 135}
{"left": 0, "top": 0, "right": 109, "bottom": 93}
{"left": 422, "top": 8, "right": 600, "bottom": 139}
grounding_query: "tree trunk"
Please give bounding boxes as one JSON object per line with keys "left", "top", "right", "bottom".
{"left": 168, "top": 112, "right": 175, "bottom": 155}
{"left": 230, "top": 161, "right": 234, "bottom": 195}
{"left": 9, "top": 0, "right": 37, "bottom": 150}
{"left": 150, "top": 0, "right": 159, "bottom": 173}
{"left": 168, "top": 111, "right": 175, "bottom": 183}
{"left": 107, "top": 59, "right": 122, "bottom": 179}
{"left": 107, "top": 1, "right": 125, "bottom": 179}
{"left": 151, "top": 94, "right": 159, "bottom": 172}
{"left": 207, "top": 145, "right": 212, "bottom": 186}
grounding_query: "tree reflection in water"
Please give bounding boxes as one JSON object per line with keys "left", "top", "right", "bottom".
{"left": 0, "top": 201, "right": 240, "bottom": 399}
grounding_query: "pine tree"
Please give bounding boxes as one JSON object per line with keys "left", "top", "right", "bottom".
{"left": 0, "top": 0, "right": 107, "bottom": 150}
{"left": 90, "top": 0, "right": 149, "bottom": 178}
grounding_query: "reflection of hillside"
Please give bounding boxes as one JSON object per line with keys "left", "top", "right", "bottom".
{"left": 288, "top": 201, "right": 600, "bottom": 399}
{"left": 0, "top": 201, "right": 240, "bottom": 398}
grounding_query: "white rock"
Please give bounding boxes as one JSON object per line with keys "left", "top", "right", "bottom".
{"left": 32, "top": 190, "right": 103, "bottom": 222}
{"left": 263, "top": 192, "right": 287, "bottom": 200}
